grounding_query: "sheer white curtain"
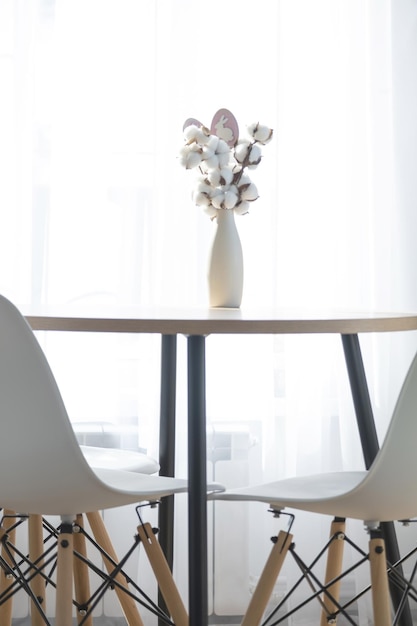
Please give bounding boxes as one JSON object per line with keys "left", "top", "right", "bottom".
{"left": 1, "top": 0, "right": 417, "bottom": 623}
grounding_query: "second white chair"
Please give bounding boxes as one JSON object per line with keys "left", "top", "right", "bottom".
{"left": 213, "top": 350, "right": 417, "bottom": 625}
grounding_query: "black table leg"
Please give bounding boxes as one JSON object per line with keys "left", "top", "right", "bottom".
{"left": 187, "top": 335, "right": 208, "bottom": 626}
{"left": 158, "top": 334, "right": 177, "bottom": 623}
{"left": 342, "top": 334, "right": 412, "bottom": 626}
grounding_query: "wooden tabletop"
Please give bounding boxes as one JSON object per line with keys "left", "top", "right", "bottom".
{"left": 25, "top": 306, "right": 417, "bottom": 335}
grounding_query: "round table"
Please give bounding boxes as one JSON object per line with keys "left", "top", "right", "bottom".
{"left": 26, "top": 306, "right": 417, "bottom": 626}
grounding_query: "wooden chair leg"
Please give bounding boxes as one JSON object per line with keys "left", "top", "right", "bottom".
{"left": 137, "top": 522, "right": 188, "bottom": 626}
{"left": 86, "top": 511, "right": 145, "bottom": 626}
{"left": 73, "top": 514, "right": 93, "bottom": 626}
{"left": 241, "top": 529, "right": 292, "bottom": 626}
{"left": 29, "top": 514, "right": 46, "bottom": 626}
{"left": 368, "top": 532, "right": 391, "bottom": 626}
{"left": 55, "top": 519, "right": 74, "bottom": 626}
{"left": 0, "top": 510, "right": 17, "bottom": 626}
{"left": 320, "top": 518, "right": 346, "bottom": 625}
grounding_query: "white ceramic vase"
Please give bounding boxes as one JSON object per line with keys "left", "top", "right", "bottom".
{"left": 207, "top": 209, "right": 243, "bottom": 308}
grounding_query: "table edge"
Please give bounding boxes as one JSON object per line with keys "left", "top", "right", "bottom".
{"left": 25, "top": 314, "right": 417, "bottom": 335}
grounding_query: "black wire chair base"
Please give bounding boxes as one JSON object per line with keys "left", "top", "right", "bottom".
{"left": 250, "top": 516, "right": 417, "bottom": 626}
{"left": 0, "top": 509, "right": 181, "bottom": 626}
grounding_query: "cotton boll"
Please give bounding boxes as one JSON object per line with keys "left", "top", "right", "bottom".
{"left": 218, "top": 151, "right": 230, "bottom": 168}
{"left": 179, "top": 144, "right": 203, "bottom": 169}
{"left": 183, "top": 124, "right": 199, "bottom": 140}
{"left": 220, "top": 167, "right": 234, "bottom": 185}
{"left": 192, "top": 190, "right": 211, "bottom": 207}
{"left": 246, "top": 122, "right": 259, "bottom": 138}
{"left": 206, "top": 135, "right": 220, "bottom": 151}
{"left": 203, "top": 205, "right": 218, "bottom": 218}
{"left": 195, "top": 178, "right": 212, "bottom": 195}
{"left": 204, "top": 136, "right": 231, "bottom": 169}
{"left": 248, "top": 144, "right": 262, "bottom": 165}
{"left": 207, "top": 169, "right": 221, "bottom": 186}
{"left": 211, "top": 191, "right": 225, "bottom": 209}
{"left": 196, "top": 125, "right": 212, "bottom": 144}
{"left": 183, "top": 124, "right": 202, "bottom": 144}
{"left": 208, "top": 167, "right": 235, "bottom": 187}
{"left": 238, "top": 172, "right": 251, "bottom": 186}
{"left": 224, "top": 190, "right": 238, "bottom": 209}
{"left": 234, "top": 140, "right": 251, "bottom": 164}
{"left": 216, "top": 138, "right": 230, "bottom": 154}
{"left": 202, "top": 145, "right": 214, "bottom": 161}
{"left": 204, "top": 153, "right": 220, "bottom": 169}
{"left": 234, "top": 201, "right": 250, "bottom": 215}
{"left": 184, "top": 124, "right": 210, "bottom": 146}
{"left": 240, "top": 182, "right": 259, "bottom": 201}
{"left": 202, "top": 143, "right": 221, "bottom": 169}
{"left": 247, "top": 123, "right": 274, "bottom": 144}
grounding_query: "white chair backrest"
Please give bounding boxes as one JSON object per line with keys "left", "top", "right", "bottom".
{"left": 0, "top": 295, "right": 106, "bottom": 512}
{"left": 357, "top": 349, "right": 417, "bottom": 520}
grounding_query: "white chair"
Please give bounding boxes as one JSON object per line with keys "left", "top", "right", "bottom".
{"left": 213, "top": 350, "right": 417, "bottom": 626}
{"left": 0, "top": 294, "right": 223, "bottom": 626}
{"left": 0, "top": 444, "right": 161, "bottom": 626}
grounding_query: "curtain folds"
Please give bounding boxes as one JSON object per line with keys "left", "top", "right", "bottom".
{"left": 1, "top": 0, "right": 417, "bottom": 623}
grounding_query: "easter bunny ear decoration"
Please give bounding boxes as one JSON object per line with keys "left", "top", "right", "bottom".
{"left": 210, "top": 109, "right": 239, "bottom": 147}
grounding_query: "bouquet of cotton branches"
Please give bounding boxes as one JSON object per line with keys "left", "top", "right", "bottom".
{"left": 179, "top": 108, "right": 273, "bottom": 218}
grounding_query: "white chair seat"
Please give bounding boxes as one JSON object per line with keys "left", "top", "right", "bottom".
{"left": 92, "top": 467, "right": 195, "bottom": 496}
{"left": 216, "top": 471, "right": 367, "bottom": 515}
{"left": 81, "top": 445, "right": 159, "bottom": 474}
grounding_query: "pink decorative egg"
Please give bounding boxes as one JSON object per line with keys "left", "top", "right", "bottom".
{"left": 210, "top": 109, "right": 239, "bottom": 146}
{"left": 183, "top": 117, "right": 204, "bottom": 130}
